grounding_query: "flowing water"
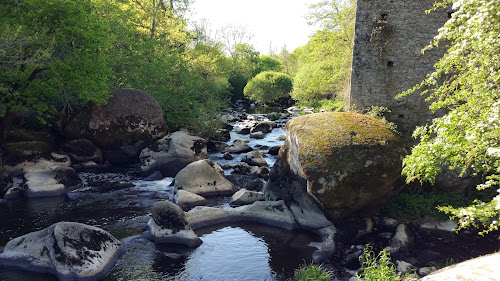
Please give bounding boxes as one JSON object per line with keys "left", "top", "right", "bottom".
{"left": 0, "top": 109, "right": 322, "bottom": 281}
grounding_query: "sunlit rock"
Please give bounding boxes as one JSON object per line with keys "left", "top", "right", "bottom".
{"left": 0, "top": 222, "right": 126, "bottom": 281}
{"left": 23, "top": 166, "right": 82, "bottom": 197}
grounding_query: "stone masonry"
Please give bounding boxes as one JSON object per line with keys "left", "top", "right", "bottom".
{"left": 348, "top": 0, "right": 451, "bottom": 138}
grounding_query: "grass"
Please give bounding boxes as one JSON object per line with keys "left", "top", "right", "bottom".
{"left": 294, "top": 262, "right": 334, "bottom": 281}
{"left": 356, "top": 245, "right": 402, "bottom": 281}
{"left": 298, "top": 99, "right": 345, "bottom": 112}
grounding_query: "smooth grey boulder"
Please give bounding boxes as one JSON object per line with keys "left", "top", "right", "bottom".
{"left": 145, "top": 201, "right": 202, "bottom": 247}
{"left": 174, "top": 159, "right": 239, "bottom": 197}
{"left": 23, "top": 166, "right": 82, "bottom": 197}
{"left": 175, "top": 190, "right": 208, "bottom": 211}
{"left": 223, "top": 139, "right": 252, "bottom": 154}
{"left": 230, "top": 189, "right": 264, "bottom": 206}
{"left": 0, "top": 222, "right": 126, "bottom": 281}
{"left": 250, "top": 131, "right": 265, "bottom": 139}
{"left": 419, "top": 215, "right": 458, "bottom": 232}
{"left": 241, "top": 151, "right": 268, "bottom": 167}
{"left": 385, "top": 224, "right": 414, "bottom": 254}
{"left": 140, "top": 131, "right": 207, "bottom": 177}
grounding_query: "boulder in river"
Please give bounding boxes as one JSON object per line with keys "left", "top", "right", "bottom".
{"left": 251, "top": 121, "right": 275, "bottom": 134}
{"left": 265, "top": 112, "right": 406, "bottom": 221}
{"left": 241, "top": 151, "right": 268, "bottom": 167}
{"left": 140, "top": 131, "right": 207, "bottom": 177}
{"left": 0, "top": 221, "right": 126, "bottom": 281}
{"left": 145, "top": 200, "right": 202, "bottom": 247}
{"left": 175, "top": 190, "right": 208, "bottom": 211}
{"left": 229, "top": 189, "right": 264, "bottom": 206}
{"left": 59, "top": 139, "right": 103, "bottom": 163}
{"left": 64, "top": 88, "right": 169, "bottom": 164}
{"left": 23, "top": 166, "right": 82, "bottom": 197}
{"left": 174, "top": 159, "right": 239, "bottom": 197}
{"left": 223, "top": 139, "right": 252, "bottom": 154}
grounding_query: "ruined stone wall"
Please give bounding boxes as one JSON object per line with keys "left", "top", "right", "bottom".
{"left": 348, "top": 0, "right": 450, "bottom": 138}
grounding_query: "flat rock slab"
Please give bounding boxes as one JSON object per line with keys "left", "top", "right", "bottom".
{"left": 0, "top": 222, "right": 125, "bottom": 281}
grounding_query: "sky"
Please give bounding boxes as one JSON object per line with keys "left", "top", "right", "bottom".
{"left": 188, "top": 0, "right": 319, "bottom": 55}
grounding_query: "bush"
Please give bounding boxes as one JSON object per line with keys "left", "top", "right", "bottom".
{"left": 294, "top": 262, "right": 333, "bottom": 281}
{"left": 356, "top": 245, "right": 401, "bottom": 281}
{"left": 243, "top": 71, "right": 293, "bottom": 104}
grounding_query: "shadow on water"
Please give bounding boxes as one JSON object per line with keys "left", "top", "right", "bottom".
{"left": 106, "top": 222, "right": 320, "bottom": 281}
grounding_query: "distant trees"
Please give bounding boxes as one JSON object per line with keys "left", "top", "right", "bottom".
{"left": 289, "top": 0, "right": 356, "bottom": 107}
{"left": 243, "top": 71, "right": 293, "bottom": 104}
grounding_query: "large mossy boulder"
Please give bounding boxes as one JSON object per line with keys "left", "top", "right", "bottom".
{"left": 0, "top": 222, "right": 126, "bottom": 281}
{"left": 59, "top": 139, "right": 103, "bottom": 163}
{"left": 265, "top": 112, "right": 406, "bottom": 221}
{"left": 64, "top": 88, "right": 168, "bottom": 164}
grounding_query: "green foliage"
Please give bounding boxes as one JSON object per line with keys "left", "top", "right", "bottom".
{"left": 228, "top": 43, "right": 260, "bottom": 100}
{"left": 253, "top": 55, "right": 285, "bottom": 75}
{"left": 397, "top": 0, "right": 500, "bottom": 234}
{"left": 290, "top": 0, "right": 355, "bottom": 106}
{"left": 294, "top": 262, "right": 333, "bottom": 281}
{"left": 356, "top": 245, "right": 401, "bottom": 281}
{"left": 243, "top": 71, "right": 293, "bottom": 104}
{"left": 300, "top": 99, "right": 344, "bottom": 112}
{"left": 0, "top": 0, "right": 111, "bottom": 123}
{"left": 366, "top": 106, "right": 398, "bottom": 134}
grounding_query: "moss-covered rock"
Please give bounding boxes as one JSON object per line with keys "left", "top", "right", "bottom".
{"left": 6, "top": 128, "right": 55, "bottom": 146}
{"left": 266, "top": 112, "right": 407, "bottom": 221}
{"left": 64, "top": 88, "right": 169, "bottom": 164}
{"left": 59, "top": 139, "right": 103, "bottom": 163}
{"left": 3, "top": 141, "right": 53, "bottom": 166}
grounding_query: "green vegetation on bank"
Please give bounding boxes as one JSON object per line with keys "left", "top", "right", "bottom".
{"left": 398, "top": 0, "right": 500, "bottom": 235}
{"left": 294, "top": 262, "right": 333, "bottom": 281}
{"left": 356, "top": 245, "right": 402, "bottom": 281}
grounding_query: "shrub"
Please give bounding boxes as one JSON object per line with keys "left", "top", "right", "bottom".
{"left": 243, "top": 71, "right": 293, "bottom": 104}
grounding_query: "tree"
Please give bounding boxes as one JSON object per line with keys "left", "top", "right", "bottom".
{"left": 0, "top": 0, "right": 111, "bottom": 131}
{"left": 243, "top": 71, "right": 293, "bottom": 104}
{"left": 398, "top": 0, "right": 500, "bottom": 234}
{"left": 253, "top": 55, "right": 285, "bottom": 76}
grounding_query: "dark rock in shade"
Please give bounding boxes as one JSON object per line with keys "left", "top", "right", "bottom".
{"left": 140, "top": 131, "right": 207, "bottom": 177}
{"left": 144, "top": 171, "right": 164, "bottom": 181}
{"left": 174, "top": 159, "right": 239, "bottom": 197}
{"left": 265, "top": 112, "right": 407, "bottom": 221}
{"left": 64, "top": 88, "right": 169, "bottom": 164}
{"left": 206, "top": 140, "right": 228, "bottom": 153}
{"left": 59, "top": 139, "right": 103, "bottom": 163}
{"left": 251, "top": 122, "right": 275, "bottom": 134}
{"left": 268, "top": 145, "right": 281, "bottom": 156}
{"left": 6, "top": 128, "right": 55, "bottom": 146}
{"left": 222, "top": 152, "right": 233, "bottom": 160}
{"left": 216, "top": 129, "right": 231, "bottom": 142}
{"left": 145, "top": 201, "right": 202, "bottom": 247}
{"left": 23, "top": 167, "right": 82, "bottom": 197}
{"left": 0, "top": 166, "right": 13, "bottom": 197}
{"left": 0, "top": 221, "right": 126, "bottom": 281}
{"left": 225, "top": 174, "right": 266, "bottom": 192}
{"left": 223, "top": 139, "right": 252, "bottom": 154}
{"left": 3, "top": 187, "right": 22, "bottom": 199}
{"left": 3, "top": 141, "right": 53, "bottom": 167}
{"left": 236, "top": 127, "right": 251, "bottom": 135}
{"left": 99, "top": 180, "right": 135, "bottom": 192}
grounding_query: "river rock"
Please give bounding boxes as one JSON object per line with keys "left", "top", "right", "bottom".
{"left": 222, "top": 152, "right": 233, "bottom": 160}
{"left": 4, "top": 151, "right": 71, "bottom": 177}
{"left": 385, "top": 224, "right": 414, "bottom": 254}
{"left": 59, "top": 139, "right": 103, "bottom": 163}
{"left": 419, "top": 215, "right": 458, "bottom": 232}
{"left": 174, "top": 160, "right": 238, "bottom": 197}
{"left": 6, "top": 128, "right": 55, "bottom": 145}
{"left": 145, "top": 201, "right": 202, "bottom": 247}
{"left": 226, "top": 174, "right": 266, "bottom": 191}
{"left": 99, "top": 180, "right": 134, "bottom": 192}
{"left": 223, "top": 139, "right": 252, "bottom": 154}
{"left": 0, "top": 221, "right": 126, "bottom": 281}
{"left": 23, "top": 167, "right": 82, "bottom": 197}
{"left": 268, "top": 145, "right": 281, "bottom": 156}
{"left": 250, "top": 131, "right": 265, "bottom": 139}
{"left": 64, "top": 88, "right": 168, "bottom": 164}
{"left": 230, "top": 189, "right": 264, "bottom": 206}
{"left": 206, "top": 140, "right": 228, "bottom": 153}
{"left": 3, "top": 187, "right": 22, "bottom": 199}
{"left": 420, "top": 252, "right": 500, "bottom": 281}
{"left": 0, "top": 166, "right": 13, "bottom": 197}
{"left": 140, "top": 131, "right": 207, "bottom": 177}
{"left": 175, "top": 190, "right": 208, "bottom": 211}
{"left": 241, "top": 151, "right": 268, "bottom": 167}
{"left": 251, "top": 121, "right": 275, "bottom": 134}
{"left": 2, "top": 141, "right": 53, "bottom": 174}
{"left": 266, "top": 112, "right": 406, "bottom": 221}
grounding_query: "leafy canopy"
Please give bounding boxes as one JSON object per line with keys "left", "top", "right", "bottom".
{"left": 243, "top": 71, "right": 293, "bottom": 104}
{"left": 398, "top": 0, "right": 500, "bottom": 234}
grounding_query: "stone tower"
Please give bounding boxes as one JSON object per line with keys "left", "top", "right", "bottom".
{"left": 348, "top": 0, "right": 451, "bottom": 138}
